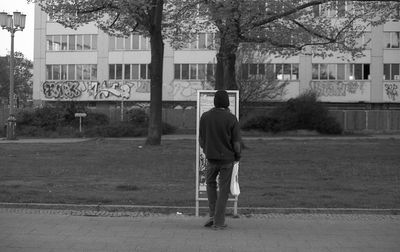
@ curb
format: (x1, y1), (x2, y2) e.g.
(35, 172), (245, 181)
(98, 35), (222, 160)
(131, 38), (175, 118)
(1, 203), (399, 217)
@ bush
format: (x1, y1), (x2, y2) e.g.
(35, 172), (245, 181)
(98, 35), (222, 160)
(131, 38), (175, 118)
(17, 106), (64, 131)
(85, 122), (147, 137)
(126, 108), (148, 126)
(83, 112), (109, 127)
(15, 105), (176, 138)
(242, 91), (343, 135)
(241, 115), (279, 132)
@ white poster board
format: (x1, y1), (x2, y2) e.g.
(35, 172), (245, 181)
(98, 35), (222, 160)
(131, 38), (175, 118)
(195, 90), (239, 216)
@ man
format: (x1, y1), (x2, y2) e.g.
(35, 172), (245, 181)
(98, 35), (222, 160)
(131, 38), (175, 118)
(199, 90), (241, 230)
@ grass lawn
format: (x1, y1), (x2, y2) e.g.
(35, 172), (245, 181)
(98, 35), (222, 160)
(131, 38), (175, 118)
(0, 138), (400, 209)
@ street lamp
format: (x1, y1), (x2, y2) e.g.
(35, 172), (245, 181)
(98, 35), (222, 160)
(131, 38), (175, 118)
(0, 11), (26, 140)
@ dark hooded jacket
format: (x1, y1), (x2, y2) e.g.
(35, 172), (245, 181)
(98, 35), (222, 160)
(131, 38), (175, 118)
(199, 90), (241, 163)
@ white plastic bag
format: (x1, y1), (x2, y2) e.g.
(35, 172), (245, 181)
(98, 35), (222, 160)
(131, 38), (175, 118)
(230, 162), (240, 196)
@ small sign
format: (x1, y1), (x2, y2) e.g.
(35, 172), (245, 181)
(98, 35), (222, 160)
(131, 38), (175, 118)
(75, 113), (87, 117)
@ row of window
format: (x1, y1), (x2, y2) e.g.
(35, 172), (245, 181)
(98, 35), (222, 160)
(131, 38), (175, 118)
(45, 31), (398, 52)
(109, 35), (151, 51)
(109, 64), (151, 80)
(174, 64), (216, 80)
(44, 63), (400, 81)
(181, 33), (217, 50)
(241, 64), (299, 81)
(46, 35), (98, 51)
(312, 63), (370, 80)
(46, 64), (97, 81)
(108, 33), (217, 51)
(312, 1), (400, 19)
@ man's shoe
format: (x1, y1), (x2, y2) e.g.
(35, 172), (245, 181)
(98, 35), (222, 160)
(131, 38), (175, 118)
(204, 218), (214, 227)
(212, 224), (227, 230)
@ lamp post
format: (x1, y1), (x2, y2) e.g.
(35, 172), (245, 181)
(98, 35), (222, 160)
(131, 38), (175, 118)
(0, 11), (26, 140)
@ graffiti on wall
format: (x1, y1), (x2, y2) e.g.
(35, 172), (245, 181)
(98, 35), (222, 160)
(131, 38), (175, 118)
(309, 81), (366, 97)
(43, 81), (82, 99)
(167, 80), (213, 100)
(383, 82), (399, 102)
(42, 80), (150, 100)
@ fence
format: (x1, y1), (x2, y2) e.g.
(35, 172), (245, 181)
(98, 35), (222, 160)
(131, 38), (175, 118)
(329, 110), (400, 132)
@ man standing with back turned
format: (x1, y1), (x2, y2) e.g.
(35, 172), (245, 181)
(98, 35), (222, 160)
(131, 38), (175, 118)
(199, 90), (242, 230)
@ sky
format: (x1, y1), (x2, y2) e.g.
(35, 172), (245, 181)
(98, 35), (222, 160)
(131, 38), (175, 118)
(0, 0), (35, 60)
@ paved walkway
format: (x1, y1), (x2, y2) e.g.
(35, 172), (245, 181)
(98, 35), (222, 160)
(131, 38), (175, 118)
(1, 209), (399, 252)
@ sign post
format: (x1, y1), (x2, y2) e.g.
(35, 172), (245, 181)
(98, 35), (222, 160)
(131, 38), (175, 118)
(74, 112), (87, 133)
(195, 90), (239, 217)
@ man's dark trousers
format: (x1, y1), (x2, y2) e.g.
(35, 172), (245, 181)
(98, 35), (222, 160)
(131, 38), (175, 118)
(206, 161), (234, 227)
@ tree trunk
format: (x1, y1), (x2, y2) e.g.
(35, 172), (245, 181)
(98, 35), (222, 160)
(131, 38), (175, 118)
(215, 53), (224, 90)
(214, 5), (239, 91)
(146, 0), (164, 145)
(224, 53), (237, 90)
(215, 47), (238, 91)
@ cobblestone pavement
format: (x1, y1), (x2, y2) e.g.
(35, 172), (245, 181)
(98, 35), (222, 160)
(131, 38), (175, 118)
(1, 208), (400, 252)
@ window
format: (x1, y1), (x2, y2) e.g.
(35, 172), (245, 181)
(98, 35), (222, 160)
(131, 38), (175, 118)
(356, 32), (372, 48)
(61, 35), (68, 50)
(132, 64), (139, 79)
(83, 35), (91, 50)
(69, 35), (75, 50)
(198, 64), (206, 79)
(76, 35), (83, 50)
(250, 64), (258, 75)
(109, 36), (115, 50)
(181, 64), (189, 79)
(337, 64), (345, 80)
(141, 36), (149, 50)
(82, 65), (91, 80)
(132, 34), (140, 49)
(91, 65), (97, 80)
(46, 36), (53, 51)
(319, 64), (328, 80)
(68, 64), (75, 80)
(312, 63), (370, 80)
(124, 64), (131, 80)
(53, 35), (61, 51)
(46, 65), (52, 80)
(76, 65), (82, 80)
(140, 64), (147, 79)
(190, 64), (197, 80)
(116, 37), (124, 50)
(92, 35), (97, 50)
(124, 37), (131, 50)
(384, 64), (400, 80)
(61, 65), (67, 79)
(199, 33), (206, 49)
(53, 65), (60, 80)
(350, 64), (370, 80)
(385, 32), (400, 48)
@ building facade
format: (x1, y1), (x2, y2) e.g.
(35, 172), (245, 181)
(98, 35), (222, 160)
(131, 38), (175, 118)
(33, 4), (400, 108)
